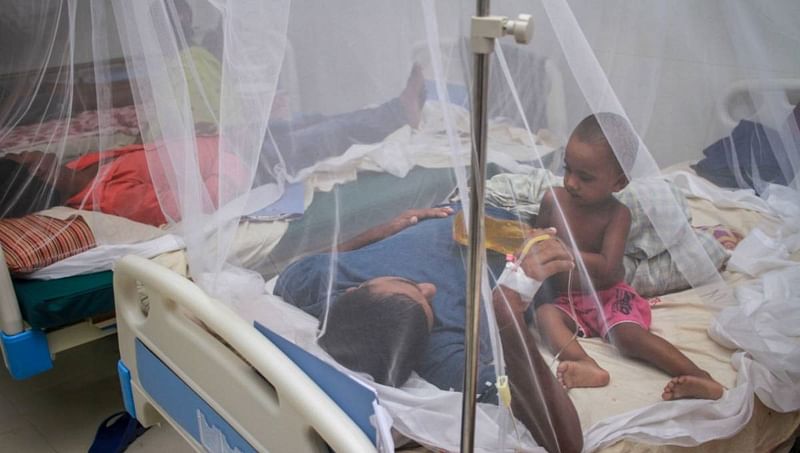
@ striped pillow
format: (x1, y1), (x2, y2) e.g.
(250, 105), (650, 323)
(0, 215), (96, 274)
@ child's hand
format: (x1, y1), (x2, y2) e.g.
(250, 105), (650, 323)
(518, 228), (575, 281)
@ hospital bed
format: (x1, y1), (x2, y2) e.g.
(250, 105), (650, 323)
(0, 168), (451, 381)
(0, 79), (555, 380)
(112, 175), (800, 453)
(0, 251), (117, 380)
(0, 208), (183, 379)
(115, 254), (375, 452)
(0, 59), (143, 379)
(0, 158), (460, 381)
(111, 80), (800, 451)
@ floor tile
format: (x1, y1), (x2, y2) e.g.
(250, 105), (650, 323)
(0, 393), (29, 435)
(0, 426), (57, 453)
(127, 423), (195, 452)
(0, 334), (191, 452)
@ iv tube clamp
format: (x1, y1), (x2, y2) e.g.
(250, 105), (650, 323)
(470, 14), (534, 54)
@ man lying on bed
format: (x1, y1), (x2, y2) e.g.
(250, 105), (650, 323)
(0, 65), (425, 224)
(171, 0), (427, 184)
(274, 206), (583, 453)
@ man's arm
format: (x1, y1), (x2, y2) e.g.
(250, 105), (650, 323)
(268, 65), (423, 175)
(493, 237), (582, 452)
(334, 206), (453, 252)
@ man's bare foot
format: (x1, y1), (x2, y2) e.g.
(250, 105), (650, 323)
(557, 360), (610, 390)
(399, 63), (425, 129)
(662, 375), (724, 401)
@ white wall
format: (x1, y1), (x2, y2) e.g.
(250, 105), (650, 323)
(286, 0), (799, 167)
(0, 1), (125, 76)
(497, 0), (800, 167)
(4, 0), (796, 170)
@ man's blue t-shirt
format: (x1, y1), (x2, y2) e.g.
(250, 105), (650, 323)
(274, 206), (511, 400)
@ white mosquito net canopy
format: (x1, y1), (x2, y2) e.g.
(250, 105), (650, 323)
(1, 0), (798, 451)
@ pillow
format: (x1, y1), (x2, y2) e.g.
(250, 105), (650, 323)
(623, 228), (728, 297)
(0, 215), (96, 274)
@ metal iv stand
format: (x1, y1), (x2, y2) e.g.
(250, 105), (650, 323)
(461, 5), (534, 452)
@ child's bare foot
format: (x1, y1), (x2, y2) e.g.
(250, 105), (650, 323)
(399, 63), (425, 129)
(556, 360), (610, 390)
(662, 375), (724, 401)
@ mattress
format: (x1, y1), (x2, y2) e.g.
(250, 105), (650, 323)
(13, 270), (114, 330)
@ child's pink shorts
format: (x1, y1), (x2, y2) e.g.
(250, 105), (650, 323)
(552, 281), (651, 338)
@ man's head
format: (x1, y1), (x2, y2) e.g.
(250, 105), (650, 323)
(318, 277), (435, 387)
(0, 155), (61, 218)
(563, 112), (639, 205)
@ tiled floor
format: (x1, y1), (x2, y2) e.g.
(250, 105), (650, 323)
(0, 335), (192, 453)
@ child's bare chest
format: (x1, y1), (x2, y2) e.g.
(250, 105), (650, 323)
(551, 202), (611, 253)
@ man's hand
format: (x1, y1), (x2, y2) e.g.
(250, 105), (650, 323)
(517, 228), (574, 281)
(383, 206), (454, 237)
(335, 206), (453, 252)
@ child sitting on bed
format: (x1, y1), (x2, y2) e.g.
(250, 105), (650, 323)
(534, 112), (724, 401)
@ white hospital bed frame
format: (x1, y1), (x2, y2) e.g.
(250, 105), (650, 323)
(718, 78), (800, 129)
(114, 254), (376, 453)
(0, 246), (117, 379)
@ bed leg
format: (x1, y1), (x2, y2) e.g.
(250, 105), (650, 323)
(0, 329), (53, 379)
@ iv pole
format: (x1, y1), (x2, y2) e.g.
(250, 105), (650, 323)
(461, 6), (533, 452)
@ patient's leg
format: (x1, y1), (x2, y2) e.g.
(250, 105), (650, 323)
(398, 63), (425, 128)
(608, 323), (724, 400)
(536, 304), (609, 389)
(259, 65), (426, 179)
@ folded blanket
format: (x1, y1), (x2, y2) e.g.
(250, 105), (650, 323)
(0, 214), (95, 274)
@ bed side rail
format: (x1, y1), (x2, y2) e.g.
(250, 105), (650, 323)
(718, 78), (800, 129)
(114, 255), (376, 453)
(0, 247), (23, 335)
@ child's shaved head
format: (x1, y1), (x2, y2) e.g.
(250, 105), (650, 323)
(572, 112), (639, 175)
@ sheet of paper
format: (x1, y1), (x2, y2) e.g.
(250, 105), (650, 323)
(246, 182), (305, 221)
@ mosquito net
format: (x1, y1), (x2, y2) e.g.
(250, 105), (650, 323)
(1, 0), (798, 451)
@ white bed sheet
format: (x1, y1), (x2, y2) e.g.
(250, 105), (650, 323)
(13, 207), (184, 280)
(18, 200), (291, 281)
(29, 233), (184, 280)
(297, 102), (556, 193)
